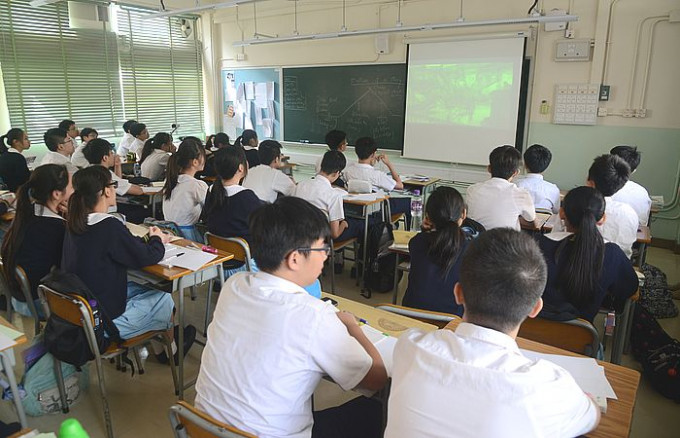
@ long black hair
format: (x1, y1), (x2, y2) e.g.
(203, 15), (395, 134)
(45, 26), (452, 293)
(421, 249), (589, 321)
(67, 166), (112, 235)
(234, 129), (257, 147)
(0, 128), (25, 154)
(1, 164), (69, 288)
(425, 186), (466, 277)
(556, 186), (606, 309)
(163, 137), (205, 200)
(206, 132), (230, 150)
(140, 132), (172, 164)
(204, 146), (247, 216)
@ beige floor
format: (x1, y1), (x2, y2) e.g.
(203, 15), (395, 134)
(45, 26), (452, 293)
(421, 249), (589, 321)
(0, 247), (679, 437)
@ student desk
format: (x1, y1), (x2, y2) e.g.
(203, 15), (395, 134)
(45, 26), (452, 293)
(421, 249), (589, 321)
(387, 244), (410, 305)
(402, 177), (439, 201)
(444, 319), (640, 438)
(1, 211), (15, 222)
(634, 226), (651, 267)
(0, 316), (28, 428)
(138, 239), (233, 400)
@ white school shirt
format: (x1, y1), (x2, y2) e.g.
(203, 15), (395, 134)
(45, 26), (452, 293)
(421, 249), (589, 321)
(599, 197), (638, 259)
(343, 162), (396, 192)
(611, 180), (652, 226)
(109, 169), (132, 196)
(195, 271), (372, 438)
(242, 164), (296, 203)
(117, 133), (134, 157)
(162, 174), (209, 226)
(71, 143), (90, 168)
(466, 177), (536, 231)
(384, 324), (599, 438)
(129, 138), (144, 161)
(514, 173), (561, 214)
(293, 176), (345, 222)
(140, 149), (170, 181)
(39, 151), (78, 173)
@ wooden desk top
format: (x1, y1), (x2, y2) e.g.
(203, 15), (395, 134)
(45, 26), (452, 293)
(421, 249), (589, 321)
(142, 239), (234, 281)
(0, 315), (28, 350)
(343, 195), (388, 206)
(444, 319), (640, 438)
(637, 226), (651, 244)
(1, 211), (15, 222)
(322, 293), (436, 336)
(402, 177), (440, 187)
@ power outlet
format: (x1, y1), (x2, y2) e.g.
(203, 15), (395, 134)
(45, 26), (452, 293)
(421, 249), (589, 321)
(597, 107), (608, 117)
(635, 109), (647, 118)
(622, 109), (635, 118)
(236, 53), (247, 61)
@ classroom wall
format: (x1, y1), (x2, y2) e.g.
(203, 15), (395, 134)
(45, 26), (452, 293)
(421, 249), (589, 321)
(207, 0), (680, 242)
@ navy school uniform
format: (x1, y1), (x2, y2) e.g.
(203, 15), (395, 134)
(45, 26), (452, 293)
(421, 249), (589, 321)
(204, 185), (264, 246)
(0, 150), (31, 192)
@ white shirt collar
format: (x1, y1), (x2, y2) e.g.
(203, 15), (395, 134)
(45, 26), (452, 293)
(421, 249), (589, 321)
(87, 212), (123, 226)
(34, 204), (65, 220)
(252, 271), (309, 296)
(224, 184), (247, 196)
(243, 145), (257, 150)
(455, 322), (520, 352)
(312, 175), (332, 188)
(521, 173), (544, 180)
(7, 147), (22, 155)
(489, 177), (514, 186)
(355, 162), (374, 169)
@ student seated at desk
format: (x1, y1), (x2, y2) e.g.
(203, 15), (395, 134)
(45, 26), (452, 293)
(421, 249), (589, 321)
(294, 150), (363, 241)
(196, 196), (387, 438)
(402, 187), (470, 316)
(162, 138), (208, 242)
(315, 130), (348, 188)
(201, 132), (230, 179)
(514, 144), (560, 214)
(0, 128), (31, 192)
(539, 187), (638, 323)
(234, 129), (259, 168)
(587, 154), (638, 258)
(62, 165), (195, 362)
(116, 119), (137, 158)
(58, 119), (80, 149)
(385, 228), (600, 438)
(466, 145), (535, 231)
(71, 128), (98, 169)
(242, 140), (296, 202)
(39, 128), (78, 173)
(128, 123), (149, 162)
(140, 132), (175, 181)
(1, 164), (72, 316)
(610, 145), (652, 226)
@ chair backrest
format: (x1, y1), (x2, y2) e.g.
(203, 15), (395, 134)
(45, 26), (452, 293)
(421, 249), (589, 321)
(376, 303), (461, 329)
(0, 259), (13, 317)
(205, 233), (251, 268)
(38, 284), (93, 328)
(168, 401), (256, 438)
(518, 317), (600, 357)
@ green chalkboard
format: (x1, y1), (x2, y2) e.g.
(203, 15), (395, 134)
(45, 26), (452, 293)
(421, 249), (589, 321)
(283, 64), (407, 150)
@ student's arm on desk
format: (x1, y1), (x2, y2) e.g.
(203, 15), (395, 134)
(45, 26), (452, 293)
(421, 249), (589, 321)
(126, 184), (145, 196)
(336, 311), (388, 391)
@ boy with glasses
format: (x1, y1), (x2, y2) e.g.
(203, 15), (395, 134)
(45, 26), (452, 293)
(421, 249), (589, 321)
(39, 128), (78, 173)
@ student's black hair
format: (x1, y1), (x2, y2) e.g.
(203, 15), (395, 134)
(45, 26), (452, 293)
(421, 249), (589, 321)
(67, 165), (112, 235)
(257, 140), (283, 165)
(0, 128), (25, 154)
(130, 123), (147, 138)
(325, 130), (347, 150)
(425, 186), (466, 278)
(1, 164), (69, 290)
(249, 196), (331, 272)
(523, 144), (552, 174)
(320, 150), (346, 174)
(122, 120), (137, 133)
(206, 132), (230, 149)
(140, 132), (172, 164)
(587, 154), (630, 197)
(459, 228), (547, 333)
(610, 145), (641, 172)
(163, 137), (206, 200)
(354, 137), (378, 160)
(79, 128), (98, 142)
(44, 128), (68, 152)
(203, 146), (247, 215)
(58, 119), (75, 132)
(234, 129), (258, 147)
(556, 186), (606, 310)
(489, 145), (521, 179)
(83, 138), (113, 165)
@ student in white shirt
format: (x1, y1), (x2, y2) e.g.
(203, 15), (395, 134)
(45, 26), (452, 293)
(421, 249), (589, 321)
(466, 145), (536, 230)
(242, 140), (296, 202)
(195, 196), (387, 438)
(314, 130), (348, 188)
(39, 128), (78, 173)
(128, 122), (149, 161)
(71, 128), (98, 169)
(162, 138), (208, 242)
(139, 132), (175, 181)
(587, 154), (638, 258)
(610, 145), (652, 226)
(58, 119), (80, 149)
(385, 228), (600, 438)
(117, 119), (137, 158)
(514, 144), (560, 213)
(294, 150), (362, 241)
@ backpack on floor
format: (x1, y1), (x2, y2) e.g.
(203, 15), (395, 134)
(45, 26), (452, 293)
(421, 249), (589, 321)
(639, 263), (678, 319)
(362, 221), (400, 295)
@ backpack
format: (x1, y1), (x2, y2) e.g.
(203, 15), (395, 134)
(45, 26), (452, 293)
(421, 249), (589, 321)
(362, 221), (400, 297)
(40, 269), (121, 367)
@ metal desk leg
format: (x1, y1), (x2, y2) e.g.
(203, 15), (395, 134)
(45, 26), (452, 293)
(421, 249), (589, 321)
(1, 351), (27, 428)
(358, 205), (369, 287)
(392, 253), (400, 304)
(176, 277), (186, 400)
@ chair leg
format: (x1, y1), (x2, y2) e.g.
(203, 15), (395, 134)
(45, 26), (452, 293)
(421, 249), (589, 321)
(53, 358), (69, 414)
(94, 356), (115, 438)
(132, 347), (145, 375)
(162, 334), (179, 396)
(190, 285), (197, 301)
(204, 279), (214, 337)
(330, 248), (336, 294)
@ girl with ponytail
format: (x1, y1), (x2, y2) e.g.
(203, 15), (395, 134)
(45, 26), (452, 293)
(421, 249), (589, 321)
(162, 138), (207, 242)
(402, 186), (470, 316)
(538, 186), (638, 322)
(0, 128), (31, 192)
(140, 132), (175, 181)
(233, 129), (259, 168)
(0, 164), (72, 316)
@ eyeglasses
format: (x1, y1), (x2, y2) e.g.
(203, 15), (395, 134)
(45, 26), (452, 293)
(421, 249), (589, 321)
(295, 244), (331, 257)
(107, 181), (119, 189)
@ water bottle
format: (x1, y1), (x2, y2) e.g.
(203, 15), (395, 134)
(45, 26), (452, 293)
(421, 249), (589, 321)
(59, 418), (90, 438)
(410, 189), (423, 230)
(133, 162), (141, 177)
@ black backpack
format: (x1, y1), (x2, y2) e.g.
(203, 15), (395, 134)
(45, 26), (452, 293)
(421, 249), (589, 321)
(41, 269), (121, 367)
(361, 221), (400, 297)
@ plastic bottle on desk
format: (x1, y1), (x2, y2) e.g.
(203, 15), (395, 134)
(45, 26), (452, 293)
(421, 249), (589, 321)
(410, 189), (423, 230)
(59, 418), (90, 438)
(133, 162), (141, 177)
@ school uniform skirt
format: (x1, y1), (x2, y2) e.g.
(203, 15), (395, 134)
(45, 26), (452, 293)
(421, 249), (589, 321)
(113, 281), (174, 339)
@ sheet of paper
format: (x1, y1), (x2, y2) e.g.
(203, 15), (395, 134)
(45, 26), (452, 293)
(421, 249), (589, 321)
(151, 181), (165, 187)
(343, 194), (380, 202)
(142, 186), (163, 194)
(244, 117), (254, 130)
(161, 244), (217, 271)
(262, 118), (273, 137)
(393, 230), (418, 246)
(0, 331), (16, 352)
(255, 108), (263, 126)
(0, 324), (23, 340)
(266, 81), (275, 100)
(521, 350), (617, 399)
(226, 83), (237, 101)
(244, 81), (255, 100)
(266, 100), (275, 119)
(236, 83), (245, 102)
(126, 222), (149, 238)
(255, 82), (268, 108)
(361, 324), (398, 376)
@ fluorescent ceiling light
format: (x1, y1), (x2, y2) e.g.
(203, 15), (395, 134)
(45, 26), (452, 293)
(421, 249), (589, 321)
(233, 14), (579, 46)
(142, 0), (255, 20)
